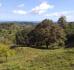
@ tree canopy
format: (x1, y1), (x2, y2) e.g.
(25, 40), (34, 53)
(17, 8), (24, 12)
(27, 19), (66, 48)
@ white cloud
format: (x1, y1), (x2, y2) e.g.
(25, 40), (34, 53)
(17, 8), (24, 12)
(46, 11), (74, 17)
(18, 4), (24, 7)
(13, 2), (54, 15)
(66, 15), (74, 21)
(13, 10), (27, 15)
(31, 2), (54, 15)
(43, 11), (74, 21)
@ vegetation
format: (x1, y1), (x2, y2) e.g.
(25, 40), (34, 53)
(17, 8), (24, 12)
(0, 47), (74, 70)
(0, 22), (35, 44)
(0, 16), (74, 70)
(0, 44), (16, 62)
(27, 19), (66, 48)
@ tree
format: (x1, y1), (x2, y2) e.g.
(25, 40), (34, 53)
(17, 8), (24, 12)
(58, 16), (68, 33)
(15, 30), (29, 46)
(0, 44), (16, 62)
(65, 22), (74, 48)
(28, 19), (66, 49)
(15, 25), (34, 46)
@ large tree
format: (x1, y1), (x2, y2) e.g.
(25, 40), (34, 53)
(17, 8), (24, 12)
(58, 16), (68, 32)
(28, 19), (66, 48)
(15, 24), (34, 45)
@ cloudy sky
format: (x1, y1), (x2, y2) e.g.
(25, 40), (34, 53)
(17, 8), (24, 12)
(0, 0), (74, 21)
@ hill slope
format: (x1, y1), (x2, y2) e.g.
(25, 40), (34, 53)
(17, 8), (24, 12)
(0, 46), (74, 70)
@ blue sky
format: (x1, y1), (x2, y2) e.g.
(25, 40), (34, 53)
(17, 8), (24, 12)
(0, 0), (74, 21)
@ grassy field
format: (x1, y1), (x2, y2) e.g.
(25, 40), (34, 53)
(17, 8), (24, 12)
(0, 45), (74, 70)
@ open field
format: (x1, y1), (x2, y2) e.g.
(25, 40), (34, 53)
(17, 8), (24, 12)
(0, 44), (74, 70)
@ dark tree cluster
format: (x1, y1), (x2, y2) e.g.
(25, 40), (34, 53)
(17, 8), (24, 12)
(27, 19), (66, 48)
(16, 16), (71, 49)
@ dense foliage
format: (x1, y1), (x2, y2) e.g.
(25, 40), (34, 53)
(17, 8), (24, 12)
(27, 19), (66, 48)
(15, 16), (74, 48)
(0, 22), (35, 44)
(0, 16), (74, 48)
(0, 16), (74, 70)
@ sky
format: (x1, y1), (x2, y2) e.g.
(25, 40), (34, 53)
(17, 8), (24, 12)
(0, 0), (74, 21)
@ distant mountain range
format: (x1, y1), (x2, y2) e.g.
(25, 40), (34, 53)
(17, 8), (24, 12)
(0, 21), (39, 25)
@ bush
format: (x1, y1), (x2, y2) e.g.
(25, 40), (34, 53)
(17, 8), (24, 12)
(0, 44), (16, 62)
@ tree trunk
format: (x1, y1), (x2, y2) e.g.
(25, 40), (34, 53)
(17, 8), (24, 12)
(46, 41), (49, 49)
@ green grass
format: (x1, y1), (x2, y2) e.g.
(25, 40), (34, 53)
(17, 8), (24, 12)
(0, 45), (74, 70)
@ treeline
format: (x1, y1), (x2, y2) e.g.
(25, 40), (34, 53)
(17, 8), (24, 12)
(0, 23), (35, 44)
(0, 16), (74, 48)
(15, 16), (74, 48)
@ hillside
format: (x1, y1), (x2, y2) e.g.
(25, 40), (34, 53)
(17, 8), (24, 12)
(0, 20), (74, 70)
(0, 22), (35, 44)
(0, 44), (74, 70)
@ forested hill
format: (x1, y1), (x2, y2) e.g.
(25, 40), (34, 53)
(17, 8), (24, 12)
(0, 21), (38, 25)
(0, 20), (74, 45)
(0, 22), (36, 44)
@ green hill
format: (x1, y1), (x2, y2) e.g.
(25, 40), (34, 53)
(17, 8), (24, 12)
(0, 45), (74, 70)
